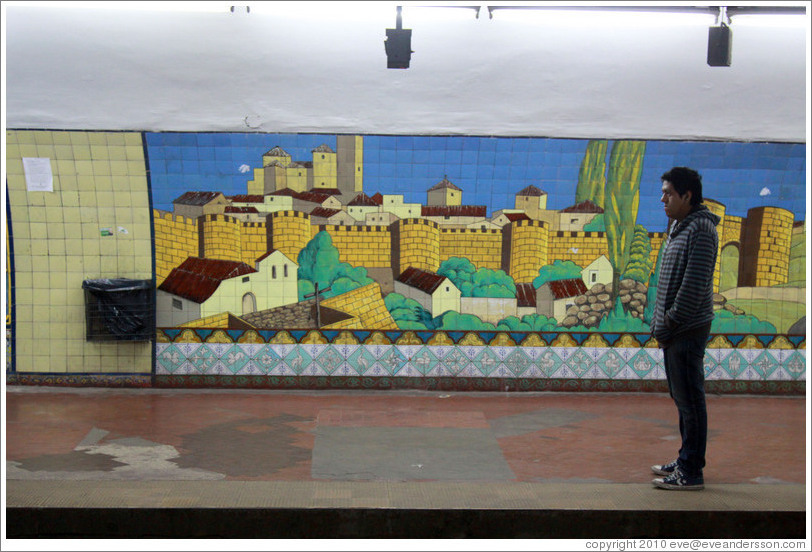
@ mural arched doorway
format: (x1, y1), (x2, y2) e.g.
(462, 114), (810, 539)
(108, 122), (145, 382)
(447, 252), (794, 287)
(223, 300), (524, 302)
(719, 244), (740, 292)
(242, 292), (257, 315)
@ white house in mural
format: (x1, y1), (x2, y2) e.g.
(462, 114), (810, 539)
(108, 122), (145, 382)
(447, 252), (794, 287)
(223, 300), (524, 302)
(365, 211), (399, 226)
(223, 205), (264, 223)
(156, 251), (298, 326)
(558, 200), (604, 232)
(536, 278), (588, 322)
(264, 188), (297, 210)
(394, 266), (461, 318)
(310, 207), (355, 226)
(371, 193), (422, 219)
(581, 255), (613, 289)
(346, 193), (379, 222)
(491, 210), (531, 227)
(293, 190), (343, 212)
(172, 191), (229, 219)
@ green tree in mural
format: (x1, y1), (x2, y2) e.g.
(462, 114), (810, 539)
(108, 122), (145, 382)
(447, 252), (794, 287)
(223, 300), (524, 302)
(711, 310), (776, 334)
(437, 257), (477, 296)
(297, 231), (373, 300)
(471, 268), (516, 298)
(384, 292), (433, 330)
(575, 139), (608, 208)
(433, 311), (496, 331)
(598, 297), (650, 332)
(496, 313), (560, 332)
(604, 140), (646, 299)
(621, 225), (653, 283)
(532, 260), (583, 289)
(437, 257), (516, 298)
(643, 240), (665, 325)
(583, 213), (606, 232)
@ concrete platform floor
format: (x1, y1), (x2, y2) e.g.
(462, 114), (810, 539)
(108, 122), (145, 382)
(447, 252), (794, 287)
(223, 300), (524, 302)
(4, 386), (810, 539)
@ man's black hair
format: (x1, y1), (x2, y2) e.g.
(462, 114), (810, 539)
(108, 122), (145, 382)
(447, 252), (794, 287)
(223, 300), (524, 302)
(661, 167), (703, 205)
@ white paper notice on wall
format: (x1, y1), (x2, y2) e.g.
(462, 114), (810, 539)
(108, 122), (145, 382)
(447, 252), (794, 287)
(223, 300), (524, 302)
(22, 157), (54, 192)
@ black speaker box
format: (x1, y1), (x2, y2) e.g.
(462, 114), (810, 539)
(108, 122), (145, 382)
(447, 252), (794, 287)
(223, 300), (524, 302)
(708, 25), (732, 67)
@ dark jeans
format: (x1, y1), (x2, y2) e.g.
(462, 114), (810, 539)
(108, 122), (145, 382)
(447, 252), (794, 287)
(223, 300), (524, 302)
(663, 326), (710, 478)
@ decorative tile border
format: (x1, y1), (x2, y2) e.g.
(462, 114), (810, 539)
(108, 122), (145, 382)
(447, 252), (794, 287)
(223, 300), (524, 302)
(154, 342), (805, 380)
(156, 328), (806, 350)
(149, 329), (805, 395)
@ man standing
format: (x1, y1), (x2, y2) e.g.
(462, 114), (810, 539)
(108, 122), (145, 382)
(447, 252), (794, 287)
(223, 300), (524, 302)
(650, 167), (720, 491)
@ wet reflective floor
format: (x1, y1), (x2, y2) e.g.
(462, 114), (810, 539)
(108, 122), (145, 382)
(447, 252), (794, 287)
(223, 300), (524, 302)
(4, 386), (808, 539)
(6, 387), (806, 484)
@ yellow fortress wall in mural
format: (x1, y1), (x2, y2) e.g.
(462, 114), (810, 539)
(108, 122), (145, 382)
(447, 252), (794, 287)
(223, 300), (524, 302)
(153, 202), (794, 293)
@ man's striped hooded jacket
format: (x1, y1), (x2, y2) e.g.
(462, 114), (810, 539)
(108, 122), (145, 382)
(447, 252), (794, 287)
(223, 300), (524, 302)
(651, 205), (720, 347)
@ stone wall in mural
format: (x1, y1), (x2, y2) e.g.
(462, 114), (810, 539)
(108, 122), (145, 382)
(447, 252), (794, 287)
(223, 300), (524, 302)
(150, 133), (806, 336)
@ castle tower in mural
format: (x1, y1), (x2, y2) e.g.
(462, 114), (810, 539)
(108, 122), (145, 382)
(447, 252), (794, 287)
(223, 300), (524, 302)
(336, 134), (363, 197)
(427, 176), (462, 206)
(248, 135), (363, 199)
(514, 185), (547, 219)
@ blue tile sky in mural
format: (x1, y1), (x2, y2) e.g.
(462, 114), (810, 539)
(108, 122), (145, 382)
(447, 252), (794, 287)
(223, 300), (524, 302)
(146, 133), (806, 231)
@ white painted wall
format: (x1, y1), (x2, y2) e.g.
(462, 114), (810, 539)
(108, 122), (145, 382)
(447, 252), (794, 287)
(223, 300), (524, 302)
(3, 2), (808, 141)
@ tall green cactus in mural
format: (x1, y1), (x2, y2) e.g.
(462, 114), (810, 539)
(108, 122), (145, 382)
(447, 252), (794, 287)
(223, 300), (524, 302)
(604, 140), (646, 299)
(576, 139), (608, 208)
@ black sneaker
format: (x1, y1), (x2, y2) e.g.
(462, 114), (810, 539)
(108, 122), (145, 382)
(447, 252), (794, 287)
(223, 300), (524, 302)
(652, 469), (704, 491)
(651, 459), (679, 476)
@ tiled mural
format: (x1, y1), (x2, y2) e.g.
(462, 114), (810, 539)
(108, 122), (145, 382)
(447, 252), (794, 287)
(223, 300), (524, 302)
(5, 130), (806, 393)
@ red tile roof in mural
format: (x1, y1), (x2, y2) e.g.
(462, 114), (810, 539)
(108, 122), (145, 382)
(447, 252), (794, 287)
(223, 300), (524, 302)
(173, 191), (224, 205)
(504, 212), (531, 222)
(428, 177), (462, 192)
(228, 194), (264, 203)
(310, 207), (342, 218)
(396, 267), (448, 294)
(422, 205), (487, 217)
(516, 185), (546, 197)
(515, 283), (537, 308)
(547, 278), (587, 300)
(224, 206), (259, 214)
(158, 257), (257, 304)
(296, 191), (332, 204)
(308, 187), (342, 196)
(370, 192), (384, 205)
(312, 144), (335, 153)
(268, 188), (299, 197)
(560, 200), (604, 214)
(348, 193), (378, 207)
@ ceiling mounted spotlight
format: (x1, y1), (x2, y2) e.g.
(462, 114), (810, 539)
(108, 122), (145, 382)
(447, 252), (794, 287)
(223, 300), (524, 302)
(385, 6), (413, 69)
(707, 6), (732, 67)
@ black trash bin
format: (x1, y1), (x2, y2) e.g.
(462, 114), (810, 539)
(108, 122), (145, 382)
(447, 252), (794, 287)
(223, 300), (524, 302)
(82, 278), (154, 341)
